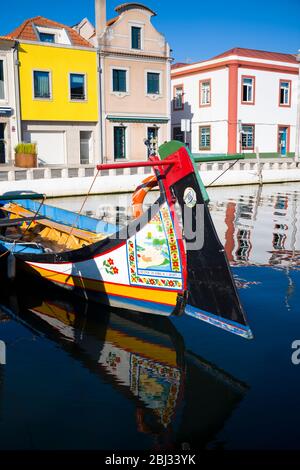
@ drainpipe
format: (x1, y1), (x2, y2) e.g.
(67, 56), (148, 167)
(295, 51), (300, 163)
(13, 41), (22, 145)
(95, 0), (107, 163)
(97, 49), (105, 164)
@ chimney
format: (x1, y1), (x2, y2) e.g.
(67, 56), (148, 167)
(95, 0), (107, 46)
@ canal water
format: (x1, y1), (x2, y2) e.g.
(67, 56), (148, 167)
(0, 183), (299, 450)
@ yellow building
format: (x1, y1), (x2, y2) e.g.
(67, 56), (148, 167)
(6, 17), (100, 165)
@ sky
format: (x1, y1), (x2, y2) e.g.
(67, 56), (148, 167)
(1, 0), (300, 63)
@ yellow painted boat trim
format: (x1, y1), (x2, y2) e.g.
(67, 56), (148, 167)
(28, 264), (179, 306)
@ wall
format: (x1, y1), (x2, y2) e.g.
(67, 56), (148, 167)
(0, 41), (18, 162)
(237, 68), (297, 153)
(19, 43), (98, 122)
(172, 68), (229, 154)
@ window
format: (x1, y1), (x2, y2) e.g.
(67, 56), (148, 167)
(131, 26), (142, 49)
(70, 74), (85, 100)
(80, 131), (93, 164)
(147, 72), (160, 95)
(174, 85), (184, 110)
(39, 32), (55, 43)
(147, 127), (158, 158)
(0, 60), (4, 100)
(199, 80), (211, 106)
(114, 126), (126, 159)
(242, 76), (255, 104)
(173, 127), (184, 142)
(113, 69), (127, 93)
(199, 126), (211, 150)
(241, 125), (255, 150)
(33, 71), (51, 99)
(279, 80), (291, 106)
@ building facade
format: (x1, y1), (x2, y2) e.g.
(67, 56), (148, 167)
(171, 48), (299, 156)
(0, 37), (20, 164)
(77, 1), (172, 162)
(5, 17), (100, 166)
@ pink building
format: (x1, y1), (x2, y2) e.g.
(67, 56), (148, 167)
(75, 2), (172, 162)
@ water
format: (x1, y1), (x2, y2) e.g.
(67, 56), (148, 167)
(0, 183), (300, 450)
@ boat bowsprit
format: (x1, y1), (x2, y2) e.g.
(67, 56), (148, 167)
(0, 141), (253, 339)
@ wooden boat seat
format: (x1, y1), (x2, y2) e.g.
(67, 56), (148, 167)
(0, 216), (44, 227)
(2, 202), (107, 250)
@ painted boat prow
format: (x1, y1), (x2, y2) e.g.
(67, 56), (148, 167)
(159, 141), (253, 339)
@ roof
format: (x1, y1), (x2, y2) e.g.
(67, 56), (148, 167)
(173, 47), (298, 70)
(107, 16), (120, 27)
(0, 36), (15, 42)
(172, 62), (188, 69)
(211, 47), (298, 64)
(6, 16), (93, 48)
(115, 3), (156, 16)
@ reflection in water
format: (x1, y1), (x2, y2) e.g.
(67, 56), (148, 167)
(0, 281), (248, 449)
(209, 184), (300, 268)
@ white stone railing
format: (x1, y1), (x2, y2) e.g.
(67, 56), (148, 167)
(0, 159), (298, 183)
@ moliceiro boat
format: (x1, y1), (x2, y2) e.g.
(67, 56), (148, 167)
(0, 141), (253, 339)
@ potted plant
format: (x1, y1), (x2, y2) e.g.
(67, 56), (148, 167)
(14, 142), (38, 168)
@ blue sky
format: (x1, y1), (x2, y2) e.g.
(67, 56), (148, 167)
(1, 0), (300, 62)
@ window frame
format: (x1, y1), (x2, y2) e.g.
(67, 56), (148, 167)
(69, 72), (87, 102)
(279, 79), (292, 107)
(199, 125), (211, 151)
(0, 58), (7, 102)
(32, 69), (52, 101)
(39, 32), (55, 43)
(111, 67), (129, 95)
(241, 75), (255, 105)
(199, 79), (211, 107)
(145, 70), (162, 96)
(130, 24), (143, 51)
(173, 84), (184, 111)
(113, 125), (127, 161)
(241, 124), (255, 151)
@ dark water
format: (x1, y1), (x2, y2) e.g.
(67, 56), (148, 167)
(0, 183), (300, 450)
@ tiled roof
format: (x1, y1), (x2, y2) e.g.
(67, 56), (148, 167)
(107, 16), (120, 27)
(0, 35), (15, 42)
(171, 62), (188, 69)
(115, 3), (156, 16)
(6, 16), (93, 48)
(211, 47), (297, 64)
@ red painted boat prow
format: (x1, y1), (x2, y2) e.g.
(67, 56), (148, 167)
(0, 141), (253, 340)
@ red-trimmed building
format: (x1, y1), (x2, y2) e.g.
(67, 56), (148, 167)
(171, 47), (299, 157)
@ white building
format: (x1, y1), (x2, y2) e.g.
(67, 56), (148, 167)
(0, 36), (20, 164)
(171, 48), (299, 157)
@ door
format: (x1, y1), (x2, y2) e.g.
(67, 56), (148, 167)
(278, 127), (288, 156)
(147, 127), (158, 158)
(28, 131), (65, 165)
(80, 131), (93, 164)
(0, 123), (5, 164)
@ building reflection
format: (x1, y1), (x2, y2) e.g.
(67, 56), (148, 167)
(0, 282), (248, 450)
(210, 186), (300, 268)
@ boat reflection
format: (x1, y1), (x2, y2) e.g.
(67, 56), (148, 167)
(1, 283), (248, 449)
